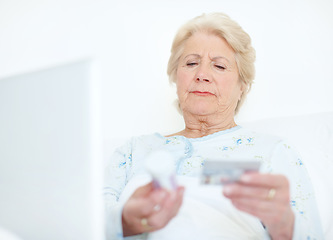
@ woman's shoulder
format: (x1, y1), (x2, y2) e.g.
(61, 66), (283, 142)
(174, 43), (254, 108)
(230, 126), (291, 149)
(237, 126), (284, 141)
(208, 126), (285, 144)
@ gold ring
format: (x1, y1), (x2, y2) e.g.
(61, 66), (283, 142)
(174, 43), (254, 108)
(267, 188), (276, 200)
(141, 218), (151, 230)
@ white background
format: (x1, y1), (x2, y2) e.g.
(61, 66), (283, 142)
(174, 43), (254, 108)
(1, 0), (333, 142)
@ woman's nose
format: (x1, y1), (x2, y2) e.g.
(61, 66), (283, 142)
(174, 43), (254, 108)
(195, 64), (212, 83)
(196, 76), (210, 82)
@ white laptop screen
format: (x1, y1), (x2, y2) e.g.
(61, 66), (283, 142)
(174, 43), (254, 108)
(0, 60), (104, 240)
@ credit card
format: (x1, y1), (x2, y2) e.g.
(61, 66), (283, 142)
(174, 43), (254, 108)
(201, 160), (261, 185)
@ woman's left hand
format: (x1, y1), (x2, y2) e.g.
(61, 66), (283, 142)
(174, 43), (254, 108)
(223, 173), (295, 240)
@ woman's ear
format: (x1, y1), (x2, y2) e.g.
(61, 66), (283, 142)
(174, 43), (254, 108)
(238, 81), (246, 101)
(174, 99), (183, 115)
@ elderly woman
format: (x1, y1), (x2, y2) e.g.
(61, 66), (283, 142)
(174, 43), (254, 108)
(104, 13), (323, 240)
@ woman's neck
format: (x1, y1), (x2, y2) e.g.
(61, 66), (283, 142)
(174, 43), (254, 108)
(169, 111), (237, 138)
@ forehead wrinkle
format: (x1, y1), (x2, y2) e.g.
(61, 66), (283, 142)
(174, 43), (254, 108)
(210, 54), (232, 64)
(182, 53), (233, 63)
(183, 53), (201, 60)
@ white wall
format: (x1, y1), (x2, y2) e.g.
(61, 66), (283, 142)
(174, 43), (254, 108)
(1, 0), (333, 142)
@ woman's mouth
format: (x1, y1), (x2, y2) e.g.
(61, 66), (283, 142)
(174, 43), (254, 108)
(190, 91), (214, 96)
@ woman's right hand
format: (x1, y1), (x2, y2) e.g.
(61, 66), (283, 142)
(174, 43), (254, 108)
(122, 182), (184, 237)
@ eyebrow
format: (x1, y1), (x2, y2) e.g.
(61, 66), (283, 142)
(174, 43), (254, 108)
(183, 54), (231, 64)
(211, 56), (231, 64)
(183, 54), (200, 59)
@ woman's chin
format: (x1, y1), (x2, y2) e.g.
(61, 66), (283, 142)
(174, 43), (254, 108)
(184, 106), (217, 117)
(180, 100), (220, 116)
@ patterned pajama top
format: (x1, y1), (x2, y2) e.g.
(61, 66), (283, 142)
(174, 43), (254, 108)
(104, 126), (324, 240)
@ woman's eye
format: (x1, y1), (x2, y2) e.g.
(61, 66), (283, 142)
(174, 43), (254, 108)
(215, 64), (226, 70)
(186, 62), (198, 67)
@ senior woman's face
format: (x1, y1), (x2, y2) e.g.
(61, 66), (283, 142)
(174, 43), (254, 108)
(176, 32), (243, 117)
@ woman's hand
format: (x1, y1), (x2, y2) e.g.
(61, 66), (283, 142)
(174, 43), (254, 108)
(122, 182), (184, 237)
(223, 173), (294, 240)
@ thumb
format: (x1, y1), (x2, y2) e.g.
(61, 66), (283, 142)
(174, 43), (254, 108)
(131, 181), (154, 198)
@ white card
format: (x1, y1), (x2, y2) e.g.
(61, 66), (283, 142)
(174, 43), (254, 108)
(201, 160), (261, 185)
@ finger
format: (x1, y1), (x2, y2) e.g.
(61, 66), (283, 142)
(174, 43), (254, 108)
(129, 181), (169, 215)
(136, 186), (183, 219)
(139, 189), (169, 217)
(131, 182), (154, 198)
(231, 197), (293, 227)
(239, 173), (289, 189)
(123, 188), (167, 218)
(232, 197), (274, 213)
(223, 183), (277, 200)
(152, 187), (184, 220)
(224, 183), (290, 202)
(148, 187), (184, 230)
(231, 197), (283, 223)
(224, 184), (290, 211)
(149, 188), (184, 229)
(122, 183), (172, 236)
(232, 199), (275, 225)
